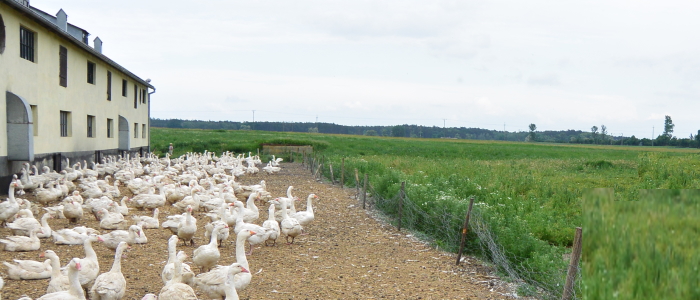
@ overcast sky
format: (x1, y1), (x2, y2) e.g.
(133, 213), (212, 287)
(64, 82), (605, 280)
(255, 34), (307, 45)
(35, 0), (700, 138)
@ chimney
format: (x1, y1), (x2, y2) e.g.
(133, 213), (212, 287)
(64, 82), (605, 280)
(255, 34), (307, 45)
(56, 9), (67, 31)
(14, 0), (29, 7)
(94, 37), (103, 53)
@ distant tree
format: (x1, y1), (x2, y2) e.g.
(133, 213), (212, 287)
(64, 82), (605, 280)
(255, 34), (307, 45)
(528, 123), (537, 142)
(392, 125), (405, 137)
(167, 119), (183, 128)
(308, 127), (318, 133)
(591, 126), (599, 144)
(696, 130), (700, 148)
(600, 125), (608, 144)
(625, 135), (639, 146)
(364, 129), (378, 136)
(380, 128), (391, 136)
(663, 115), (674, 138)
(454, 133), (461, 139)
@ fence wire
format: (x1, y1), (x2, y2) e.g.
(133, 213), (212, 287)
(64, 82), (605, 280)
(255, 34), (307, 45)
(312, 157), (582, 300)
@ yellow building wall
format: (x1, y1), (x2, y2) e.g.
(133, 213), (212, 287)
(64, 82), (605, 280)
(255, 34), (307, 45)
(0, 3), (150, 158)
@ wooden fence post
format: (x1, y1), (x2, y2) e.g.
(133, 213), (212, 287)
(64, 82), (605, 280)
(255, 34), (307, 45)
(363, 174), (368, 209)
(329, 164), (335, 184)
(355, 169), (360, 200)
(561, 227), (583, 300)
(398, 182), (405, 231)
(341, 157), (345, 187)
(456, 196), (475, 265)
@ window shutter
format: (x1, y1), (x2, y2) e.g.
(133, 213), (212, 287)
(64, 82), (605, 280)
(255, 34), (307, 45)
(59, 46), (67, 87)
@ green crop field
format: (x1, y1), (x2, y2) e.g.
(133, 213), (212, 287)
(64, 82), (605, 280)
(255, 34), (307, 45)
(583, 189), (700, 300)
(151, 127), (700, 299)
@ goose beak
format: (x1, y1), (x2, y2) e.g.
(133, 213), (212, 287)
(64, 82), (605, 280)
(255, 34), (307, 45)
(241, 266), (250, 273)
(75, 262), (82, 271)
(39, 252), (45, 258)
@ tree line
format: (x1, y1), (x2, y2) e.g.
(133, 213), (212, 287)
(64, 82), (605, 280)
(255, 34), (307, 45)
(151, 116), (699, 148)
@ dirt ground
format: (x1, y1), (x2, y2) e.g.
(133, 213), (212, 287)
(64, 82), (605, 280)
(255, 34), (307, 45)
(1, 163), (522, 299)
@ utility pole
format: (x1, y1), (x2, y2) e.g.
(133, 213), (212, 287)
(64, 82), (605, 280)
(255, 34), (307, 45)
(443, 119), (447, 138)
(621, 133), (623, 146)
(252, 110), (255, 130)
(504, 123), (506, 140)
(652, 127), (654, 147)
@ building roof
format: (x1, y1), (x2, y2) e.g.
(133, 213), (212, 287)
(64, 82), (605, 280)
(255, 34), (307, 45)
(1, 0), (155, 90)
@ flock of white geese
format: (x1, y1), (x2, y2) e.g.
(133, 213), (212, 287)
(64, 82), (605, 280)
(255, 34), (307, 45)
(0, 152), (319, 300)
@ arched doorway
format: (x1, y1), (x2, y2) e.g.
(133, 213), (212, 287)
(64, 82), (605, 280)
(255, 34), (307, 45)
(118, 115), (130, 151)
(6, 92), (34, 161)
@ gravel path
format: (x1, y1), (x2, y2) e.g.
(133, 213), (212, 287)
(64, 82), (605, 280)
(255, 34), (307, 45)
(1, 162), (518, 299)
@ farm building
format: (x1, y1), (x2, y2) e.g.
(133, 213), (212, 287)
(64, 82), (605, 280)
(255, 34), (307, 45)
(0, 0), (154, 193)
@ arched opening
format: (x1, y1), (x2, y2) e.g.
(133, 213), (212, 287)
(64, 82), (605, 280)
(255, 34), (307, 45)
(118, 115), (130, 151)
(0, 14), (6, 54)
(6, 92), (34, 161)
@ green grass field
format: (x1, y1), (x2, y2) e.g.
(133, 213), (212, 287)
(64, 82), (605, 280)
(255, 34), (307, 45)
(151, 127), (700, 299)
(583, 189), (700, 300)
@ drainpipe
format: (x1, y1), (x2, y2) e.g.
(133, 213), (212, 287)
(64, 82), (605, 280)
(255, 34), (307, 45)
(147, 84), (156, 153)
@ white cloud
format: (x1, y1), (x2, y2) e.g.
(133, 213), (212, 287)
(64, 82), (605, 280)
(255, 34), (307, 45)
(30, 0), (700, 138)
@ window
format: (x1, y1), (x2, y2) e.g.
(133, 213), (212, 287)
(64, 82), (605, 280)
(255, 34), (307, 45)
(142, 89), (147, 104)
(107, 71), (112, 100)
(134, 123), (139, 138)
(139, 88), (143, 103)
(20, 26), (35, 62)
(0, 14), (6, 54)
(122, 79), (127, 97)
(142, 124), (146, 139)
(60, 111), (71, 137)
(30, 105), (38, 136)
(107, 118), (113, 138)
(87, 115), (95, 137)
(59, 46), (67, 87)
(133, 84), (138, 108)
(87, 61), (95, 84)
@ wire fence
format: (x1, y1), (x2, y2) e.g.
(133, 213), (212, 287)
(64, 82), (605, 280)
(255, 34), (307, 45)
(302, 154), (582, 300)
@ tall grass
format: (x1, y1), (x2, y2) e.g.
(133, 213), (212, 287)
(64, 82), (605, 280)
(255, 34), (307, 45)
(151, 127), (700, 298)
(582, 189), (700, 300)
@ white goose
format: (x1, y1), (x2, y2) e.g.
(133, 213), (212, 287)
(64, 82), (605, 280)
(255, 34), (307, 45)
(194, 230), (254, 298)
(159, 252), (198, 300)
(97, 208), (127, 230)
(89, 241), (128, 300)
(131, 208), (160, 229)
(64, 235), (100, 291)
(52, 227), (100, 245)
(0, 180), (22, 226)
(62, 200), (84, 224)
(3, 256), (52, 280)
(0, 228), (41, 251)
(98, 225), (145, 250)
(44, 250), (70, 293)
(262, 204), (280, 246)
(291, 194), (319, 234)
(279, 197), (303, 244)
(6, 212), (46, 236)
(177, 206), (197, 246)
(161, 236), (194, 286)
(224, 263), (249, 300)
(37, 258), (85, 300)
(204, 220), (230, 247)
(193, 223), (226, 273)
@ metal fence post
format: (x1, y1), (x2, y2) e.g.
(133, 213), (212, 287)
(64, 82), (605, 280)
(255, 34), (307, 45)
(456, 196), (475, 265)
